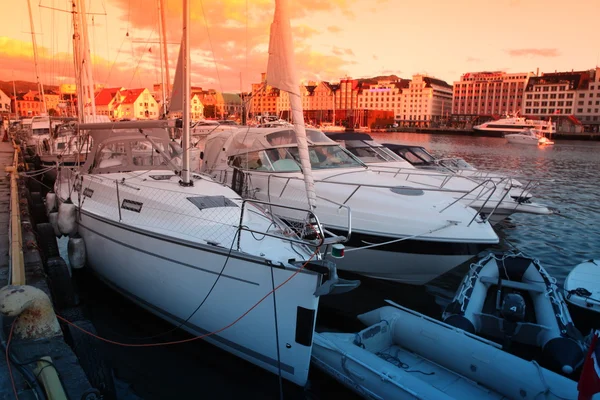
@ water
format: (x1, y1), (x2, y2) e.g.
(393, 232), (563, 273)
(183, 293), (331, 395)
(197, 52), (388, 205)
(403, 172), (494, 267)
(61, 133), (600, 399)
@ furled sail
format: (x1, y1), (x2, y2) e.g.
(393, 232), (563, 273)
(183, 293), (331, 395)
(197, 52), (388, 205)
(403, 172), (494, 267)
(266, 0), (316, 209)
(168, 39), (184, 114)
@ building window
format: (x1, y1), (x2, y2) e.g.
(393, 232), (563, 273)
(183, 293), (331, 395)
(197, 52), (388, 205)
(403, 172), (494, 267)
(577, 108), (583, 113)
(533, 109), (539, 113)
(525, 108), (531, 114)
(579, 93), (585, 98)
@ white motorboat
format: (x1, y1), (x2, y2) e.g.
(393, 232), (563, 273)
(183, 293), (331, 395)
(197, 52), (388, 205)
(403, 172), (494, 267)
(474, 114), (556, 137)
(564, 259), (600, 333)
(326, 132), (553, 225)
(53, 0), (359, 387)
(190, 120), (240, 137)
(313, 302), (583, 400)
(201, 127), (500, 285)
(443, 253), (585, 375)
(505, 128), (554, 146)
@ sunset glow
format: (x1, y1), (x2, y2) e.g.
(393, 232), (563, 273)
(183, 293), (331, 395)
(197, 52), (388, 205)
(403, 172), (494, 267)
(1, 0), (599, 91)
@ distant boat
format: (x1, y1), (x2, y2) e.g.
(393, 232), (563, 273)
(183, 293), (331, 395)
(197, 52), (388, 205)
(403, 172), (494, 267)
(474, 114), (556, 137)
(505, 128), (554, 146)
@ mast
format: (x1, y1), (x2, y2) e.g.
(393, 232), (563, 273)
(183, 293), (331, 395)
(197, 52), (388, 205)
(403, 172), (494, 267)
(158, 0), (168, 117)
(159, 0), (170, 106)
(71, 0), (85, 120)
(266, 0), (316, 209)
(26, 0), (47, 114)
(78, 0), (97, 117)
(180, 0), (191, 185)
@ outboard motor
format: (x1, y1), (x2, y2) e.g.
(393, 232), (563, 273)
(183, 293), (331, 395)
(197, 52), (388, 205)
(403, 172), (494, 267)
(500, 293), (526, 350)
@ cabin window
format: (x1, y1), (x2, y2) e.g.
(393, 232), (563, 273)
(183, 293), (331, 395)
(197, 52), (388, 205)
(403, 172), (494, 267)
(131, 140), (167, 167)
(95, 141), (129, 170)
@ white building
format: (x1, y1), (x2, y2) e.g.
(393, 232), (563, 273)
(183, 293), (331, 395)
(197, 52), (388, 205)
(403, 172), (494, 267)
(0, 89), (12, 116)
(573, 67), (600, 130)
(452, 71), (532, 117)
(358, 80), (404, 119)
(398, 75), (453, 127)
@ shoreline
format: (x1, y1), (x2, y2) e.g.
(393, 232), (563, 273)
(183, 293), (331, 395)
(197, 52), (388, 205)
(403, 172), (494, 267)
(368, 127), (600, 141)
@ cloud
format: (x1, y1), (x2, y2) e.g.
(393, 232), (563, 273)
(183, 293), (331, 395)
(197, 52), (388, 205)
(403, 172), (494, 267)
(331, 46), (354, 56)
(466, 56), (481, 63)
(94, 0), (357, 90)
(506, 48), (560, 57)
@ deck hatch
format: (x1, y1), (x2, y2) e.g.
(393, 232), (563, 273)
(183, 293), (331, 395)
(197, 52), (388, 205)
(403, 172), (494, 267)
(149, 175), (174, 181)
(121, 199), (143, 213)
(83, 188), (94, 198)
(187, 196), (238, 211)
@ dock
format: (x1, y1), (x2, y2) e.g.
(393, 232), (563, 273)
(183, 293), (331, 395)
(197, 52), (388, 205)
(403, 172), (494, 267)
(0, 138), (99, 400)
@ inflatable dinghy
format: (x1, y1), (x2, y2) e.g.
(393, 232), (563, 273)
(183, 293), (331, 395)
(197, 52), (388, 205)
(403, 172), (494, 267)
(312, 301), (584, 400)
(564, 259), (600, 332)
(443, 252), (585, 374)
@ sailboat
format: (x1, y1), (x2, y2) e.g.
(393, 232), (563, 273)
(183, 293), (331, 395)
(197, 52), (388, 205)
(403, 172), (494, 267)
(35, 0), (110, 182)
(54, 0), (356, 386)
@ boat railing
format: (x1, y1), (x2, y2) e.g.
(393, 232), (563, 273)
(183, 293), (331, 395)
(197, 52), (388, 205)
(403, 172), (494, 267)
(257, 172), (498, 225)
(62, 168), (333, 252)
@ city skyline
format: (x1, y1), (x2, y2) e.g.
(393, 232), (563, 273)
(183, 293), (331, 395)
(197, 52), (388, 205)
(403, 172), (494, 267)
(1, 0), (599, 92)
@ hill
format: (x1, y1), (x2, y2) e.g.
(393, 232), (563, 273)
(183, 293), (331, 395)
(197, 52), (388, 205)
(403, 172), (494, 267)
(0, 80), (59, 95)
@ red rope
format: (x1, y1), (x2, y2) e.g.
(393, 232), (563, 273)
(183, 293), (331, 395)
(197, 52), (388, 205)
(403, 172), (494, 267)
(6, 320), (19, 400)
(57, 248), (319, 347)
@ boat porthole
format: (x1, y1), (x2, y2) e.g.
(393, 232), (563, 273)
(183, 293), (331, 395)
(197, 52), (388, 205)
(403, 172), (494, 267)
(286, 343), (291, 349)
(470, 364), (476, 372)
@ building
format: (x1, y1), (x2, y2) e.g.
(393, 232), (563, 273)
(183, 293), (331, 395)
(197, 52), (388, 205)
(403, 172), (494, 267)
(216, 93), (242, 120)
(12, 90), (43, 117)
(249, 73), (279, 117)
(358, 80), (407, 123)
(575, 67), (600, 131)
(334, 77), (359, 126)
(0, 89), (12, 117)
(95, 87), (125, 119)
(43, 92), (62, 116)
(452, 71), (533, 122)
(522, 70), (592, 132)
(116, 88), (159, 120)
(190, 94), (204, 120)
(398, 75), (453, 127)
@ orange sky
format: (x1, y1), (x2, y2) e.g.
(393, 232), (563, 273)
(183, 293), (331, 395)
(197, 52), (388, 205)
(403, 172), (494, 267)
(1, 0), (599, 92)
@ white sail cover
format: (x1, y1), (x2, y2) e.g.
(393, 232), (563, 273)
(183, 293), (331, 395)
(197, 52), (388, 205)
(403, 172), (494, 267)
(266, 0), (316, 209)
(168, 39), (184, 114)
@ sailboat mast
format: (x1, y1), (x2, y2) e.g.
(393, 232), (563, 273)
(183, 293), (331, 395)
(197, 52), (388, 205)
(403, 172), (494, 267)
(78, 0), (97, 117)
(158, 0), (168, 116)
(159, 0), (171, 105)
(26, 0), (47, 114)
(180, 0), (191, 185)
(71, 0), (85, 120)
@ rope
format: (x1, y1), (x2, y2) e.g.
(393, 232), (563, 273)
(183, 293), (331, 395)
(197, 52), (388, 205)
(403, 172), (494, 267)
(344, 221), (456, 253)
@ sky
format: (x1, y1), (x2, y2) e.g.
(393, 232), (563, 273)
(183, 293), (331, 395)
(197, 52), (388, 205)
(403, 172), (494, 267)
(1, 0), (599, 93)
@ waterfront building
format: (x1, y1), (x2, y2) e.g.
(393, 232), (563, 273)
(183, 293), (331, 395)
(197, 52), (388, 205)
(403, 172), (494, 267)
(452, 71), (532, 124)
(334, 77), (360, 126)
(216, 92), (241, 120)
(0, 89), (11, 117)
(358, 80), (406, 122)
(95, 87), (125, 119)
(522, 70), (593, 132)
(249, 73), (279, 118)
(398, 74), (452, 127)
(12, 90), (43, 117)
(572, 67), (600, 132)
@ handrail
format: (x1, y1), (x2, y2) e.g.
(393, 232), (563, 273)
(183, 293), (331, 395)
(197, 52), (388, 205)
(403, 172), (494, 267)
(239, 199), (329, 248)
(6, 139), (25, 285)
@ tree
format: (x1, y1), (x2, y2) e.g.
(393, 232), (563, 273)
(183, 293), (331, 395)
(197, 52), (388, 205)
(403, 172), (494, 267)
(48, 108), (58, 116)
(204, 105), (216, 119)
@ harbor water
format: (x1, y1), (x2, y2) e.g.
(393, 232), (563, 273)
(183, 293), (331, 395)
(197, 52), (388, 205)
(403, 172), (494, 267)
(62, 133), (600, 399)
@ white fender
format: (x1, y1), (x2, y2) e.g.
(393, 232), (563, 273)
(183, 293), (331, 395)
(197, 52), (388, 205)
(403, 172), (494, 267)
(67, 234), (86, 269)
(48, 212), (62, 238)
(57, 200), (77, 236)
(45, 192), (57, 215)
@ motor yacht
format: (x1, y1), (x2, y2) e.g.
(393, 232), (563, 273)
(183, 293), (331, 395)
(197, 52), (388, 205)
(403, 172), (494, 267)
(473, 114), (556, 137)
(201, 127), (500, 285)
(505, 128), (554, 146)
(326, 132), (552, 225)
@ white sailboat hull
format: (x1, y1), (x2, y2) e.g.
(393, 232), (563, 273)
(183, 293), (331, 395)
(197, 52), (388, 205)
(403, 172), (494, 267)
(76, 210), (321, 386)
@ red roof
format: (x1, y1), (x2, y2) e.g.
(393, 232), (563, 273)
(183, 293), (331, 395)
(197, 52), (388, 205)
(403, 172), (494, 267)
(119, 88), (146, 105)
(95, 87), (122, 106)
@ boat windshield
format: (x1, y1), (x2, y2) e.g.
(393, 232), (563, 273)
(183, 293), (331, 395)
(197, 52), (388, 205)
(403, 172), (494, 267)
(93, 138), (180, 172)
(395, 147), (435, 165)
(230, 144), (364, 172)
(265, 129), (332, 146)
(32, 128), (51, 136)
(338, 140), (402, 163)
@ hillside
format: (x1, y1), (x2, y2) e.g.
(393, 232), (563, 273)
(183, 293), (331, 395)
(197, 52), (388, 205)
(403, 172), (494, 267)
(0, 80), (59, 95)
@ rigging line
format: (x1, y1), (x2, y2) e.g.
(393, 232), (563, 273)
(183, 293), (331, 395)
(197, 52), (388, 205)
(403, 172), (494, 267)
(105, 32), (129, 85)
(199, 0), (224, 94)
